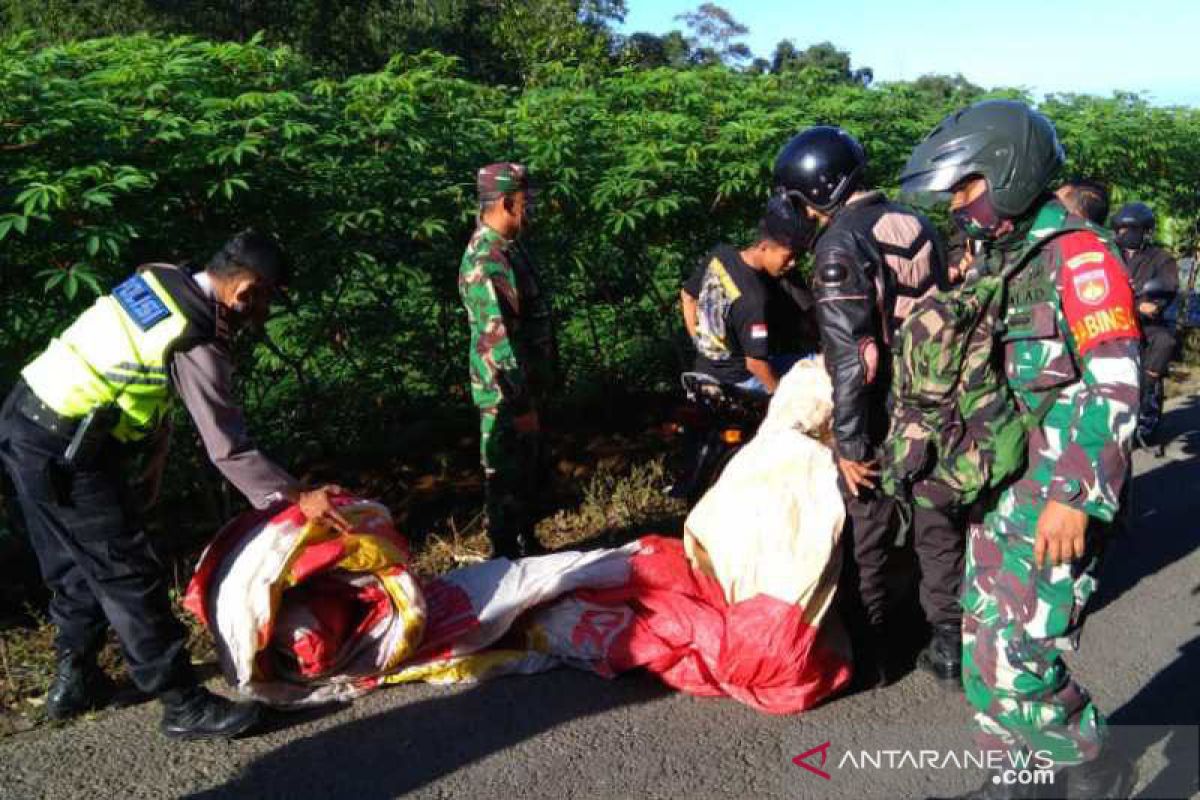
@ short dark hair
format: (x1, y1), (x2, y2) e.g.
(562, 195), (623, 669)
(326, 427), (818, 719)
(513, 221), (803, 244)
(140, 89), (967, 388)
(1061, 177), (1110, 226)
(206, 229), (289, 286)
(757, 217), (792, 248)
(756, 194), (812, 251)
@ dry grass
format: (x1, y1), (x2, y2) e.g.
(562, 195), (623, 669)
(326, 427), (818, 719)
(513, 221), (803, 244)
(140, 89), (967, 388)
(0, 452), (685, 735)
(537, 457), (685, 550)
(409, 456), (686, 574)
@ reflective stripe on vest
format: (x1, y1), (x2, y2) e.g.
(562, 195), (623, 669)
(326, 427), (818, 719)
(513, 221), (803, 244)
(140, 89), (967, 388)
(21, 271), (188, 442)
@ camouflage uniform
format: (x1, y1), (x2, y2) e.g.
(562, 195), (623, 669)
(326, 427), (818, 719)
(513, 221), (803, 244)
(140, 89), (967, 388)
(962, 198), (1140, 764)
(458, 163), (556, 556)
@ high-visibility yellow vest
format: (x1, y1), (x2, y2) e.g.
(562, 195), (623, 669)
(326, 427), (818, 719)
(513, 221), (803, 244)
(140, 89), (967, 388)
(21, 268), (206, 442)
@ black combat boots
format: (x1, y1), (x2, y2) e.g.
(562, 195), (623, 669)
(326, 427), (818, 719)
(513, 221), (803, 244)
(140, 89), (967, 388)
(159, 686), (262, 740)
(917, 622), (963, 687)
(1054, 740), (1138, 799)
(848, 622), (895, 691)
(45, 651), (117, 720)
(929, 741), (1138, 800)
(928, 770), (1047, 799)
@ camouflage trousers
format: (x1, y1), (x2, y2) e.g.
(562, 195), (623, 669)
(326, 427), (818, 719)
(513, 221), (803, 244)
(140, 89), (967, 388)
(962, 482), (1108, 766)
(479, 407), (541, 551)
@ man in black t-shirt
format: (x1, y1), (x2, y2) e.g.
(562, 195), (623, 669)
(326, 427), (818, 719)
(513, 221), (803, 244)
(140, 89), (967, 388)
(679, 199), (812, 393)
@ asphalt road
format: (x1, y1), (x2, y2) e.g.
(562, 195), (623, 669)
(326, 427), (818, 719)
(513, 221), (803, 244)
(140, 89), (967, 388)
(2, 398), (1198, 800)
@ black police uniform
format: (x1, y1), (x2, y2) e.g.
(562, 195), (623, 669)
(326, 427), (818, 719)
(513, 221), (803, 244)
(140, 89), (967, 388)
(0, 266), (297, 697)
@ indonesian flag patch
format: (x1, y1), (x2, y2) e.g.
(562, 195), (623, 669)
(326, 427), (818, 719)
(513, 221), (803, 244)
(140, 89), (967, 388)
(750, 323), (768, 340)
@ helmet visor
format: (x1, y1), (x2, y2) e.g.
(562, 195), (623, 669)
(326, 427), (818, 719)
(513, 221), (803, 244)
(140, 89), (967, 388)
(898, 165), (973, 208)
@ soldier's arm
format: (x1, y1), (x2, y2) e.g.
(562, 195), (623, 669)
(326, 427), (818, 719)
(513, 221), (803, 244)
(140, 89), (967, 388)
(1052, 233), (1141, 522)
(465, 252), (532, 414)
(812, 241), (878, 462)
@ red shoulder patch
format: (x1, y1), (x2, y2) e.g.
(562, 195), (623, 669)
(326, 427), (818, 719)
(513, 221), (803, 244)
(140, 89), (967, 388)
(1057, 231), (1139, 356)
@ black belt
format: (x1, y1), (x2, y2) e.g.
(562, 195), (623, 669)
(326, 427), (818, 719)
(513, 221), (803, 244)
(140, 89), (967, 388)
(13, 382), (79, 439)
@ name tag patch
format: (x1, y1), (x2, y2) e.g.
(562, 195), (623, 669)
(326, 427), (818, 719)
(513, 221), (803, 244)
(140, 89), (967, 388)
(113, 275), (170, 331)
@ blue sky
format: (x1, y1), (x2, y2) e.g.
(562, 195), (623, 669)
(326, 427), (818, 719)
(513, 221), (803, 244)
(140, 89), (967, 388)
(620, 0), (1200, 106)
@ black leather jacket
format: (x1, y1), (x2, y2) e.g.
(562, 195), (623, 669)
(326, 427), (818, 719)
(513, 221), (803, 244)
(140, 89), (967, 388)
(811, 192), (945, 461)
(1123, 244), (1178, 324)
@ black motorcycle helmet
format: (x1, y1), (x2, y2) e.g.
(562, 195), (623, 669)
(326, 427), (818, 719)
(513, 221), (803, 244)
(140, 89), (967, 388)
(898, 100), (1063, 218)
(772, 126), (867, 213)
(1111, 202), (1156, 232)
(1111, 203), (1156, 251)
(1138, 276), (1175, 303)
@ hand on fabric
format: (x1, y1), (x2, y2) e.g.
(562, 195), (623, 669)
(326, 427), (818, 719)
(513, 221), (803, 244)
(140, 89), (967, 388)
(1034, 499), (1088, 567)
(293, 484), (353, 533)
(514, 410), (540, 434)
(837, 457), (879, 497)
(1137, 301), (1158, 317)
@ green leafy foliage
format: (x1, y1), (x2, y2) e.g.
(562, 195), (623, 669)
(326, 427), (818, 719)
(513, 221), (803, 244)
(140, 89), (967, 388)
(0, 33), (1196, 493)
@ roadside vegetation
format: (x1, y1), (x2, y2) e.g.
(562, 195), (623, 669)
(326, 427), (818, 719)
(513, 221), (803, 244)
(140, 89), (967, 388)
(1, 1), (1197, 735)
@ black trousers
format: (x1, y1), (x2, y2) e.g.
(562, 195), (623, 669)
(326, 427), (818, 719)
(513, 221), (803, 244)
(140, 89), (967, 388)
(0, 386), (193, 694)
(1142, 323), (1175, 377)
(838, 484), (895, 629)
(911, 504), (965, 629)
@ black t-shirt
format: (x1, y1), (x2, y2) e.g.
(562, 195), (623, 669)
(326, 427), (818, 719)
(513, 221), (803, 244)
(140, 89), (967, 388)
(682, 245), (770, 383)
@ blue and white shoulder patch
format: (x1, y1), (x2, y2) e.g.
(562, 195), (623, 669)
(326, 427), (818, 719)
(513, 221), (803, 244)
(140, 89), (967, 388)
(113, 275), (171, 331)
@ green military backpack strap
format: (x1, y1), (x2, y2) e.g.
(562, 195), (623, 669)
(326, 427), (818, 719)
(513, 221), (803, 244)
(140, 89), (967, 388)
(882, 219), (1092, 521)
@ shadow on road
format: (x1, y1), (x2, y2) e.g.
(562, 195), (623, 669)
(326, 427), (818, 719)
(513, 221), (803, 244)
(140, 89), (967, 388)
(1072, 397), (1200, 798)
(184, 670), (670, 800)
(1089, 396), (1200, 616)
(1111, 615), (1200, 800)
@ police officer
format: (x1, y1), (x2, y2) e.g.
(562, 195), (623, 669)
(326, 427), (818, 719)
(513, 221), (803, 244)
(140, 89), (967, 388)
(773, 127), (946, 687)
(902, 100), (1139, 799)
(459, 163), (557, 560)
(0, 231), (348, 739)
(1111, 202), (1179, 444)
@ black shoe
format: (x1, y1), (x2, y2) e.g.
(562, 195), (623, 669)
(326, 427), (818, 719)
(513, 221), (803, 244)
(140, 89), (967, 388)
(928, 770), (1047, 799)
(917, 623), (963, 687)
(491, 531), (545, 560)
(515, 532), (546, 558)
(848, 624), (894, 690)
(45, 652), (117, 720)
(159, 686), (261, 741)
(1054, 744), (1137, 799)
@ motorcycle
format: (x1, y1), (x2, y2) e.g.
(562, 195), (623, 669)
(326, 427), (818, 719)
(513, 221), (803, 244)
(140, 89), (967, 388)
(664, 372), (769, 508)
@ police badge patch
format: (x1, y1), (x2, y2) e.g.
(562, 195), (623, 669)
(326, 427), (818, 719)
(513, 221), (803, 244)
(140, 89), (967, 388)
(113, 275), (170, 331)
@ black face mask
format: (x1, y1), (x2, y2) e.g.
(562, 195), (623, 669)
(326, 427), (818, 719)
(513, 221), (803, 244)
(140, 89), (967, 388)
(951, 191), (1006, 240)
(1115, 227), (1146, 251)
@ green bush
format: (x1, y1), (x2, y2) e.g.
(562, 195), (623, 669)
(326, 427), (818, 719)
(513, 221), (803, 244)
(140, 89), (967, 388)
(1, 34), (1197, 492)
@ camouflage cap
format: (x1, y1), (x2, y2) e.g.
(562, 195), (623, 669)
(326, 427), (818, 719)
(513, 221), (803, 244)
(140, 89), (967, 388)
(477, 162), (530, 202)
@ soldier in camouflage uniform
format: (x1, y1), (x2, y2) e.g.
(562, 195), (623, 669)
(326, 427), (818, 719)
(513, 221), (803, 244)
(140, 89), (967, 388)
(902, 101), (1140, 799)
(459, 163), (556, 559)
